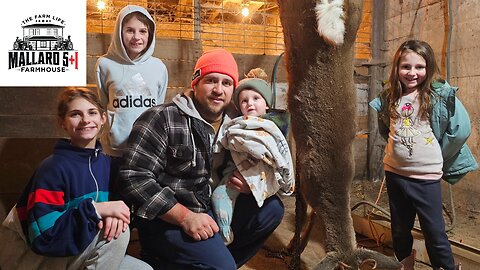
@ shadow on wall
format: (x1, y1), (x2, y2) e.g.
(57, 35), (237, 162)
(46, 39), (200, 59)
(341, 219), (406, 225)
(0, 138), (57, 220)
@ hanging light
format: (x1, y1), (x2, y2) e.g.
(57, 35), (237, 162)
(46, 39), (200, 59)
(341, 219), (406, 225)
(97, 0), (106, 11)
(241, 6), (249, 17)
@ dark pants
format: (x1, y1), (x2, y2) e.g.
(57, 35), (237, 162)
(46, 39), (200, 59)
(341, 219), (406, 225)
(136, 193), (284, 270)
(385, 171), (455, 270)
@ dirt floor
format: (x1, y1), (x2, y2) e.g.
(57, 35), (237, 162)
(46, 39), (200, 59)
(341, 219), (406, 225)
(128, 179), (477, 269)
(240, 195), (431, 270)
(350, 179), (480, 249)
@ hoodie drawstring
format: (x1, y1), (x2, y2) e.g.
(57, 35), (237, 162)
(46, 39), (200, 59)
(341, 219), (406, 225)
(88, 154), (100, 202)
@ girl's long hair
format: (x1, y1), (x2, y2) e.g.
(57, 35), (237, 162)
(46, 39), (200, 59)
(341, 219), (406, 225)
(387, 39), (441, 120)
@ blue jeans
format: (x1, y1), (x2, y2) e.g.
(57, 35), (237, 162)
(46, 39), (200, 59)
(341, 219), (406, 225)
(385, 171), (455, 270)
(136, 193), (284, 270)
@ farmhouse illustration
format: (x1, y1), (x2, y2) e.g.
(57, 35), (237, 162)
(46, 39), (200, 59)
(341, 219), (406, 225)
(13, 14), (73, 51)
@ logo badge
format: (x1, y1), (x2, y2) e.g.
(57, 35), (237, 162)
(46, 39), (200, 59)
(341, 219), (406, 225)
(192, 69), (201, 82)
(0, 0), (86, 86)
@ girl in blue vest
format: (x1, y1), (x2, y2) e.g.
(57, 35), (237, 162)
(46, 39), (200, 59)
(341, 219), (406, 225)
(0, 88), (151, 270)
(370, 40), (477, 270)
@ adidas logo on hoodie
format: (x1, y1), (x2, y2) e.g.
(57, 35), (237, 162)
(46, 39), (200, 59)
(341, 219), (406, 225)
(112, 95), (156, 108)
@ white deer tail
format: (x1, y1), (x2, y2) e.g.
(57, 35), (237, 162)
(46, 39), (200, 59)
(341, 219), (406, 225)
(315, 0), (345, 46)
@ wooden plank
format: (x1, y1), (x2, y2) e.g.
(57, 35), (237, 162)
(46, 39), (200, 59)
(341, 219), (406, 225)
(0, 115), (65, 138)
(0, 87), (62, 115)
(0, 86), (96, 115)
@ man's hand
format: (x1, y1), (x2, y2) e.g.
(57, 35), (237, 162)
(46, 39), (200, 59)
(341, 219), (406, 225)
(228, 170), (251, 193)
(160, 203), (219, 241)
(180, 212), (219, 241)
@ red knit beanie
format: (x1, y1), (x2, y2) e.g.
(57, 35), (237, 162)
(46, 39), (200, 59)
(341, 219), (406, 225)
(191, 48), (239, 89)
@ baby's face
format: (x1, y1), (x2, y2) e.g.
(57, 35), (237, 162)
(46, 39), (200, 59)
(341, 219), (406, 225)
(238, 89), (268, 116)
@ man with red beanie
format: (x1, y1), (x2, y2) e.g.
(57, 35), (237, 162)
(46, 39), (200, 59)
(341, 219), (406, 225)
(118, 48), (285, 269)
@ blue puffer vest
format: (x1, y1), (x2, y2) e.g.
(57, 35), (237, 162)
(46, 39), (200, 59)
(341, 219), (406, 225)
(369, 80), (478, 184)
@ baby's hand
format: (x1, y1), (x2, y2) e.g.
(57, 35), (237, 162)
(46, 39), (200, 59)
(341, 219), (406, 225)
(228, 170), (251, 193)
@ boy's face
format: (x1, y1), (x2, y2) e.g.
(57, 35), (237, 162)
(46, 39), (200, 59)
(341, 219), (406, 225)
(193, 72), (234, 122)
(238, 89), (268, 117)
(122, 16), (148, 60)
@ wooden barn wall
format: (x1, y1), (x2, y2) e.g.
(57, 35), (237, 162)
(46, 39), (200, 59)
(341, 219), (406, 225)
(0, 1), (374, 220)
(383, 0), (480, 233)
(0, 35), (289, 219)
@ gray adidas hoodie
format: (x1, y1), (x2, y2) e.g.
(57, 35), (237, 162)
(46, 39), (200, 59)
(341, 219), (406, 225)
(95, 5), (168, 156)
